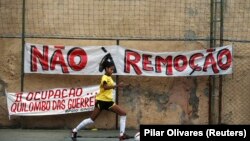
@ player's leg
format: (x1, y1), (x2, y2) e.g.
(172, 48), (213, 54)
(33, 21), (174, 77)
(71, 107), (101, 138)
(109, 104), (126, 115)
(109, 104), (130, 140)
(76, 107), (101, 130)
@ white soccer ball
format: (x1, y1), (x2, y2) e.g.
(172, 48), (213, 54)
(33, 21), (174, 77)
(134, 132), (140, 141)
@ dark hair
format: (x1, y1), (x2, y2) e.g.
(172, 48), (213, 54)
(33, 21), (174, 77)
(103, 60), (114, 69)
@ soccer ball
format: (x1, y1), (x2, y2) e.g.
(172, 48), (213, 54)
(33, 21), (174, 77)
(134, 132), (140, 141)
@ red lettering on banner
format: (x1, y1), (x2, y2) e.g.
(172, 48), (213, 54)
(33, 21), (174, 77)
(62, 89), (68, 99)
(29, 101), (50, 112)
(26, 92), (34, 101)
(50, 49), (69, 73)
(48, 90), (54, 99)
(52, 100), (65, 110)
(15, 92), (23, 102)
(25, 89), (69, 101)
(155, 56), (173, 75)
(30, 45), (88, 73)
(124, 50), (142, 75)
(124, 47), (232, 76)
(9, 86), (99, 115)
(40, 91), (49, 99)
(31, 45), (49, 71)
(69, 88), (83, 97)
(67, 47), (87, 71)
(203, 49), (219, 73)
(174, 55), (188, 72)
(34, 91), (40, 100)
(189, 53), (203, 72)
(217, 49), (232, 70)
(68, 96), (95, 109)
(54, 89), (61, 99)
(142, 54), (154, 71)
(28, 45), (232, 76)
(11, 103), (28, 112)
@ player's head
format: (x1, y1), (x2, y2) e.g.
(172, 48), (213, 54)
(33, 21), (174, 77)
(104, 61), (115, 75)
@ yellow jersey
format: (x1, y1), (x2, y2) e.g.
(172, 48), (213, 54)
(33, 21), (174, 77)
(96, 75), (115, 102)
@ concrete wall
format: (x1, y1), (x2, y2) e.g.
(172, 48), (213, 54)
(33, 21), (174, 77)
(0, 38), (209, 129)
(3, 0), (249, 129)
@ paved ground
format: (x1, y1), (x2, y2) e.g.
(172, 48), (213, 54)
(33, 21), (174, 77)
(0, 129), (138, 141)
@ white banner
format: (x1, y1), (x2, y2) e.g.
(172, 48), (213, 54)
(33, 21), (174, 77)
(6, 85), (102, 116)
(24, 43), (233, 76)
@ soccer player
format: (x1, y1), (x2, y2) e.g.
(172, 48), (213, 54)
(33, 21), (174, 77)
(71, 61), (130, 140)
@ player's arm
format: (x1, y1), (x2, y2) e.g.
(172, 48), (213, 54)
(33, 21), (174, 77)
(102, 81), (116, 90)
(102, 81), (124, 90)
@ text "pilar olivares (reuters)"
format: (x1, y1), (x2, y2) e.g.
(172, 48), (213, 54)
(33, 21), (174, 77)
(144, 129), (247, 138)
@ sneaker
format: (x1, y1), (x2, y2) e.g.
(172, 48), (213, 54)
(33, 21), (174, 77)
(119, 133), (131, 140)
(71, 129), (77, 139)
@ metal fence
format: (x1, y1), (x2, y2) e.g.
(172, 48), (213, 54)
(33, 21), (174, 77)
(1, 0), (212, 40)
(0, 0), (249, 124)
